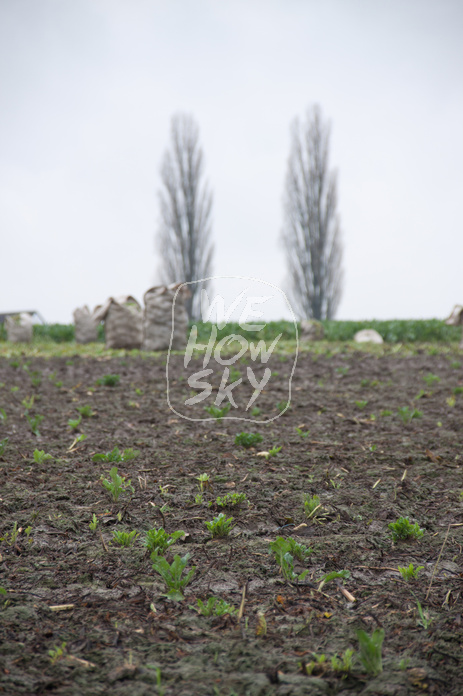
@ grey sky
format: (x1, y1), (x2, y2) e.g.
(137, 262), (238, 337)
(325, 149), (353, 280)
(1, 0), (462, 323)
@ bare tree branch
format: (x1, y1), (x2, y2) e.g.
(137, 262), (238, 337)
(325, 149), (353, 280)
(156, 113), (214, 320)
(281, 105), (343, 320)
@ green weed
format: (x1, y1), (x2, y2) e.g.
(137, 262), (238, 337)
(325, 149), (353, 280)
(0, 437), (8, 456)
(416, 600), (432, 629)
(216, 492), (247, 508)
(89, 514), (98, 531)
(331, 648), (355, 675)
(304, 493), (321, 518)
(397, 406), (422, 424)
(389, 516), (424, 542)
(144, 528), (184, 555)
(356, 628), (384, 676)
(151, 553), (196, 601)
(49, 641), (67, 665)
(205, 513), (234, 538)
(398, 563), (424, 580)
(100, 467), (134, 502)
(77, 405), (95, 417)
(26, 413), (44, 436)
(33, 449), (53, 464)
(355, 400), (368, 410)
(204, 404), (230, 420)
(269, 536), (312, 564)
(93, 446), (140, 463)
(191, 597), (237, 617)
(295, 427), (310, 438)
(96, 374), (120, 387)
(423, 373), (440, 386)
(235, 432), (263, 448)
(112, 530), (139, 547)
(68, 415), (82, 430)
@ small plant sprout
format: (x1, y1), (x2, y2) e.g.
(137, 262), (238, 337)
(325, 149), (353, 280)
(112, 530), (139, 547)
(96, 374), (120, 387)
(355, 400), (368, 410)
(276, 400), (290, 413)
(304, 653), (327, 676)
(269, 537), (312, 564)
(89, 514), (98, 531)
(235, 432), (263, 448)
(33, 449), (53, 464)
(304, 493), (321, 518)
(268, 538), (309, 583)
(356, 628), (384, 676)
(259, 445), (282, 460)
(388, 516), (424, 542)
(397, 406), (423, 424)
(336, 366), (349, 376)
(68, 433), (87, 451)
(144, 528), (184, 556)
(250, 407), (261, 417)
(0, 437), (8, 456)
(331, 649), (355, 675)
(49, 641), (67, 665)
(216, 492), (247, 508)
(68, 414), (82, 430)
(295, 427), (310, 438)
(205, 513), (234, 538)
(191, 597), (237, 617)
(21, 395), (34, 411)
(151, 553), (196, 601)
(204, 404), (230, 420)
(317, 569), (350, 592)
(0, 522), (20, 545)
(423, 373), (440, 386)
(93, 446), (140, 463)
(26, 413), (44, 436)
(196, 473), (212, 492)
(77, 405), (95, 418)
(100, 467), (134, 502)
(0, 407), (6, 423)
(416, 601), (432, 629)
(398, 563), (424, 581)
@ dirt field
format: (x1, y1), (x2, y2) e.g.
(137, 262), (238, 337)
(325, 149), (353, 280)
(0, 343), (462, 695)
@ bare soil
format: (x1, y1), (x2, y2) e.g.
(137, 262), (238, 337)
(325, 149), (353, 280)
(0, 346), (462, 695)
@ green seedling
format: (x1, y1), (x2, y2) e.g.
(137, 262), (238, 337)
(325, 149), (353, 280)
(416, 600), (432, 629)
(235, 432), (263, 448)
(151, 553), (196, 601)
(398, 563), (424, 581)
(205, 513), (234, 538)
(96, 374), (120, 387)
(229, 367), (241, 382)
(21, 395), (34, 410)
(355, 400), (368, 410)
(0, 438), (8, 456)
(49, 641), (67, 665)
(135, 388), (143, 396)
(196, 473), (211, 491)
(0, 522), (19, 545)
(276, 400), (290, 413)
(112, 529), (139, 547)
(304, 493), (321, 518)
(0, 408), (6, 423)
(93, 446), (140, 463)
(304, 653), (327, 676)
(100, 467), (134, 502)
(216, 492), (247, 508)
(336, 366), (349, 376)
(77, 405), (95, 418)
(453, 386), (463, 395)
(267, 445), (282, 457)
(144, 528), (184, 555)
(423, 373), (440, 386)
(204, 403), (230, 420)
(446, 396), (456, 407)
(356, 628), (384, 676)
(331, 648), (355, 675)
(389, 516), (424, 542)
(33, 449), (53, 464)
(26, 414), (44, 436)
(269, 536), (312, 564)
(10, 386), (19, 393)
(29, 371), (42, 388)
(250, 407), (261, 417)
(318, 569), (350, 591)
(191, 597), (237, 617)
(295, 427), (310, 438)
(89, 514), (98, 531)
(414, 389), (428, 400)
(397, 406), (422, 424)
(68, 415), (82, 430)
(380, 410), (392, 417)
(194, 492), (204, 505)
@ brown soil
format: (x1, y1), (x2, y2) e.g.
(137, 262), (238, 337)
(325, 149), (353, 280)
(0, 347), (462, 695)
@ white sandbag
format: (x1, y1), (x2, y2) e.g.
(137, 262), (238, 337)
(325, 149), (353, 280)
(73, 305), (99, 344)
(143, 284), (189, 351)
(354, 329), (383, 344)
(300, 319), (324, 341)
(94, 296), (143, 350)
(445, 305), (463, 348)
(5, 313), (33, 343)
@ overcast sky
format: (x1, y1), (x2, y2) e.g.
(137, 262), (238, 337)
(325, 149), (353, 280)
(1, 0), (462, 324)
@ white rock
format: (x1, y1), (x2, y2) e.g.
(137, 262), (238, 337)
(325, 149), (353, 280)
(354, 329), (383, 344)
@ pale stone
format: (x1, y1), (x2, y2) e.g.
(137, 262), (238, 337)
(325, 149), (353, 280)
(354, 329), (383, 344)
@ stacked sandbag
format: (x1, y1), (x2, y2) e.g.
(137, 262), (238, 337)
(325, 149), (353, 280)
(143, 284), (189, 351)
(94, 296), (143, 350)
(5, 313), (33, 343)
(300, 319), (324, 341)
(73, 305), (99, 344)
(445, 305), (463, 348)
